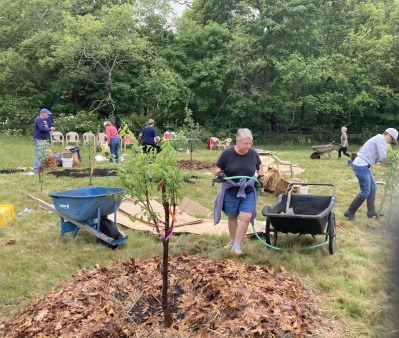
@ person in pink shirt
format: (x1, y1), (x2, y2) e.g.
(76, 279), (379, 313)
(104, 121), (120, 163)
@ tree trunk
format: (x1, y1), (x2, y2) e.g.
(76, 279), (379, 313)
(162, 198), (172, 328)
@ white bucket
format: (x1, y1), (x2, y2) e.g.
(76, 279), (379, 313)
(300, 185), (309, 194)
(62, 157), (73, 168)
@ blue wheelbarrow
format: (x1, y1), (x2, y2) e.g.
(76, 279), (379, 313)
(28, 186), (128, 249)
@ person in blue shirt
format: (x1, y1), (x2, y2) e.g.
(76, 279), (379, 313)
(344, 128), (398, 220)
(139, 119), (160, 153)
(33, 109), (55, 173)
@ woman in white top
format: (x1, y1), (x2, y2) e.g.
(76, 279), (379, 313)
(338, 126), (350, 159)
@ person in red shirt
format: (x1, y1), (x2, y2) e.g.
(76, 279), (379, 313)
(104, 121), (120, 163)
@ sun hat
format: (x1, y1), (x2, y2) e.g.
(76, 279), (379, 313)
(40, 108), (52, 115)
(148, 119), (155, 125)
(385, 128), (398, 144)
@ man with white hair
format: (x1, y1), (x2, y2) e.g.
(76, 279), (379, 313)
(139, 118), (160, 153)
(344, 128), (398, 220)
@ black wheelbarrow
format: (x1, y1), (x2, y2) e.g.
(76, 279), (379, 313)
(257, 183), (336, 254)
(28, 186), (128, 249)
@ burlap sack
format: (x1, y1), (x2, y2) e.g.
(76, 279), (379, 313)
(64, 147), (81, 167)
(274, 176), (290, 196)
(262, 166), (281, 193)
(274, 177), (308, 197)
(43, 149), (58, 169)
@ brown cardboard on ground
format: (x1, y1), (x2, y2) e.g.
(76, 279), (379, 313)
(110, 197), (265, 236)
(118, 197), (203, 226)
(177, 196), (213, 217)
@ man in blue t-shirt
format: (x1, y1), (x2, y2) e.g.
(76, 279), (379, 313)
(33, 109), (55, 173)
(139, 119), (160, 153)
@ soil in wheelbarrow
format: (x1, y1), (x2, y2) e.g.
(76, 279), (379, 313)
(0, 255), (343, 338)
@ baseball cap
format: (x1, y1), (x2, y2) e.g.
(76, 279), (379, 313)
(148, 119), (154, 124)
(385, 128), (398, 144)
(40, 108), (52, 115)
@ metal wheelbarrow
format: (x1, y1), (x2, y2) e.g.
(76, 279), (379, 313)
(29, 186), (128, 249)
(310, 143), (339, 159)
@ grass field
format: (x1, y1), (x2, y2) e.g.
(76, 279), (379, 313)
(0, 135), (397, 337)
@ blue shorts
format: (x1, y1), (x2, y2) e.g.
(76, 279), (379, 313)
(223, 189), (255, 217)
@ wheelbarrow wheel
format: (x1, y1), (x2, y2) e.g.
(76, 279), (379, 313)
(327, 212), (336, 255)
(310, 152), (321, 159)
(97, 219), (120, 250)
(265, 218), (278, 246)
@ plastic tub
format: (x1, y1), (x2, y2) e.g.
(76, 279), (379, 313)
(62, 157), (73, 168)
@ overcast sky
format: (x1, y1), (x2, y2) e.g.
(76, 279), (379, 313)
(171, 2), (188, 16)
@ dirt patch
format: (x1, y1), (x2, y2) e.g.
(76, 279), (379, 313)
(48, 168), (118, 178)
(0, 255), (342, 338)
(177, 159), (215, 170)
(0, 169), (25, 174)
(46, 160), (215, 178)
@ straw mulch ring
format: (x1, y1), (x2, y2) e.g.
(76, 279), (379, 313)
(0, 255), (342, 338)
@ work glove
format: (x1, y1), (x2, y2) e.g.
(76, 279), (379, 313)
(255, 175), (264, 189)
(215, 170), (227, 182)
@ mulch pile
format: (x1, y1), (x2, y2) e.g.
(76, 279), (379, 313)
(0, 255), (340, 338)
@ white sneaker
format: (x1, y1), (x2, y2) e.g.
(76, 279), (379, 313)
(231, 248), (243, 256)
(223, 242), (233, 250)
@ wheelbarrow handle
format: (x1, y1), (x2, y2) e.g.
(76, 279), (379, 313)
(287, 182), (336, 196)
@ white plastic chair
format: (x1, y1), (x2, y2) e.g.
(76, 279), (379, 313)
(218, 137), (232, 150)
(65, 132), (80, 146)
(50, 131), (64, 146)
(209, 137), (220, 150)
(97, 132), (108, 144)
(83, 132), (95, 146)
(122, 136), (134, 149)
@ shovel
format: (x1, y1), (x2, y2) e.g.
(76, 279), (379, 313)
(285, 185), (295, 215)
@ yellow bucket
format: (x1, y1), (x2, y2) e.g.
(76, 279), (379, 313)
(0, 204), (15, 227)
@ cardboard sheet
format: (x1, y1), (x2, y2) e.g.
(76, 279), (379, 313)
(110, 197), (265, 236)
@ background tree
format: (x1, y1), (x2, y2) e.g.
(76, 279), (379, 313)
(0, 0), (398, 142)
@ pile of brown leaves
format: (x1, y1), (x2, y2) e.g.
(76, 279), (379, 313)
(178, 160), (215, 170)
(0, 255), (338, 338)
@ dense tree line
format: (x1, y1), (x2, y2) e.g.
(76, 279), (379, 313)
(0, 0), (398, 143)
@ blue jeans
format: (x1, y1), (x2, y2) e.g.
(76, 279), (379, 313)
(352, 165), (377, 199)
(33, 139), (47, 173)
(223, 189), (255, 217)
(109, 137), (120, 163)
